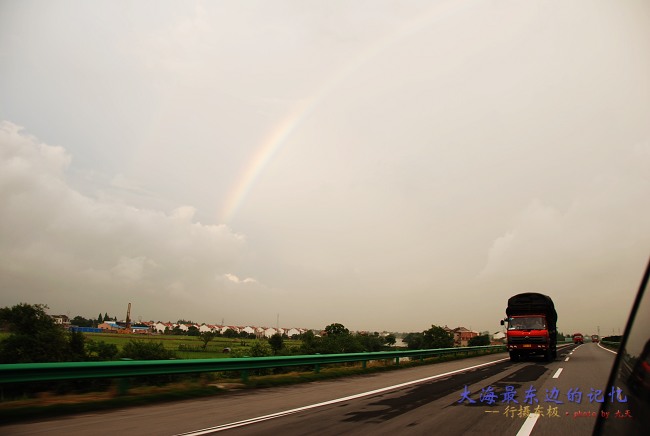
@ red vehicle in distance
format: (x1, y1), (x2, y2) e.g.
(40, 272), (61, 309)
(573, 333), (584, 344)
(591, 334), (599, 343)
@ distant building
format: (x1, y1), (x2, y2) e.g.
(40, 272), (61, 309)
(453, 327), (478, 347)
(98, 322), (120, 332)
(51, 315), (71, 327)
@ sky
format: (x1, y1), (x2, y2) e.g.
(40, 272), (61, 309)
(1, 0), (648, 335)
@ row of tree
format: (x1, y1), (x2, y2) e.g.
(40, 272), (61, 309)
(402, 326), (490, 349)
(69, 313), (118, 328)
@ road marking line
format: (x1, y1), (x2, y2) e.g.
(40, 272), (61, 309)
(174, 357), (511, 435)
(565, 357), (570, 362)
(516, 413), (540, 436)
(597, 342), (618, 355)
(553, 368), (563, 379)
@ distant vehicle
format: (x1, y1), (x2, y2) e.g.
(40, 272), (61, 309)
(573, 333), (584, 344)
(501, 293), (557, 362)
(591, 334), (599, 343)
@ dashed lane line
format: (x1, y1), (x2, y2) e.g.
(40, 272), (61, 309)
(516, 413), (540, 436)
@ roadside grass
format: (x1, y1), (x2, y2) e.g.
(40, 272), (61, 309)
(82, 333), (302, 359)
(0, 348), (506, 424)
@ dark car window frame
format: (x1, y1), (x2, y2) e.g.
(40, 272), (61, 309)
(593, 257), (650, 435)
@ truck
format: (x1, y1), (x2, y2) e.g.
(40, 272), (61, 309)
(501, 293), (557, 362)
(573, 333), (584, 344)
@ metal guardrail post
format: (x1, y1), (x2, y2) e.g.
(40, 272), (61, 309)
(241, 370), (248, 383)
(117, 378), (129, 396)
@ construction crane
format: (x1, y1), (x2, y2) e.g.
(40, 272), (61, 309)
(118, 302), (133, 334)
(125, 302), (132, 330)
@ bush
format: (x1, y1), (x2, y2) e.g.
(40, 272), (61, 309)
(86, 339), (119, 361)
(120, 339), (176, 360)
(468, 335), (490, 346)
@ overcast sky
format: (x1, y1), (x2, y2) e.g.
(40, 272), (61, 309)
(1, 0), (648, 335)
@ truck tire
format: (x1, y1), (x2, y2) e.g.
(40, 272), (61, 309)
(509, 352), (519, 362)
(545, 349), (553, 362)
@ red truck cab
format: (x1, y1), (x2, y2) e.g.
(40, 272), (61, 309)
(573, 333), (584, 344)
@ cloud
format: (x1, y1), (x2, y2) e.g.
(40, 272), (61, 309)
(224, 273), (257, 284)
(111, 256), (158, 282)
(0, 121), (246, 320)
(478, 140), (650, 324)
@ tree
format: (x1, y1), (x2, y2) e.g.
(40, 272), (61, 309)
(223, 328), (238, 338)
(356, 333), (384, 352)
(98, 313), (104, 324)
(69, 330), (86, 361)
(187, 325), (200, 336)
(71, 315), (92, 327)
(299, 330), (319, 354)
(199, 332), (215, 350)
(0, 303), (72, 363)
(468, 335), (490, 346)
(324, 323), (349, 336)
(384, 334), (397, 347)
(403, 332), (424, 349)
(86, 340), (118, 361)
(422, 325), (454, 349)
(249, 340), (272, 357)
(268, 333), (284, 355)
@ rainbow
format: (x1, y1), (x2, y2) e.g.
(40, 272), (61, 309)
(219, 0), (469, 223)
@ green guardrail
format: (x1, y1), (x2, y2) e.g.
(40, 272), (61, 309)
(0, 345), (506, 385)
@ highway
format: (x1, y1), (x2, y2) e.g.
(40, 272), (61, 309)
(2, 343), (619, 435)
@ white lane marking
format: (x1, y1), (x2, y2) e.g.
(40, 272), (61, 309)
(552, 368), (563, 379)
(564, 357), (570, 362)
(597, 342), (618, 355)
(174, 357), (511, 435)
(516, 413), (540, 436)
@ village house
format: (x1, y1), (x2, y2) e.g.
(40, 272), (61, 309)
(452, 327), (478, 347)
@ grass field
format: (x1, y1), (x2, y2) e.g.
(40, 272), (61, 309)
(85, 332), (245, 359)
(0, 331), (301, 360)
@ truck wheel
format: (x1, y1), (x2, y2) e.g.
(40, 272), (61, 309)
(509, 352), (519, 362)
(545, 350), (553, 362)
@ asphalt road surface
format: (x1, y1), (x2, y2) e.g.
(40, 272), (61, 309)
(2, 343), (621, 435)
